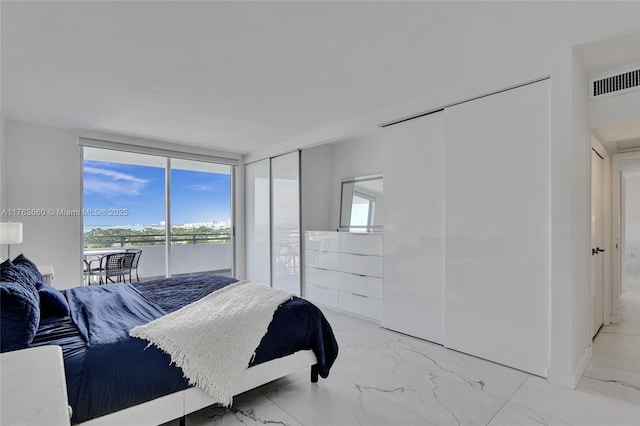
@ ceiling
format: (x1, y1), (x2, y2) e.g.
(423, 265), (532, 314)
(2, 1), (639, 156)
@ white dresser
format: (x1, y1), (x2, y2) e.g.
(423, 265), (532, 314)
(303, 231), (383, 321)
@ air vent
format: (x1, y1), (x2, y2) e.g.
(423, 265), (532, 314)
(591, 68), (640, 98)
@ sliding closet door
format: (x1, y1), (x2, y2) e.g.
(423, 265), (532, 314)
(245, 159), (271, 286)
(444, 80), (550, 377)
(271, 152), (301, 296)
(383, 111), (445, 343)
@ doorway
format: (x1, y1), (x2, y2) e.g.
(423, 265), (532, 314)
(621, 166), (640, 295)
(580, 150), (640, 404)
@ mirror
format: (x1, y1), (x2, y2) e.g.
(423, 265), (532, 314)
(339, 175), (383, 232)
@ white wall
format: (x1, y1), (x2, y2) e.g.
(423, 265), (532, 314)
(590, 90), (640, 129)
(0, 0), (4, 218)
(4, 119), (82, 288)
(301, 144), (332, 232)
(234, 162), (245, 279)
(299, 135), (384, 234)
(570, 52), (593, 383)
(0, 117), (6, 220)
(329, 135), (384, 231)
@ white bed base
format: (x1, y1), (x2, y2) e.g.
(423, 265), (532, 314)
(79, 350), (317, 426)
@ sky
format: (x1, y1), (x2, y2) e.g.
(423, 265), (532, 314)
(83, 160), (231, 228)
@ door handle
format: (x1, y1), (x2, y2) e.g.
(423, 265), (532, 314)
(597, 248), (605, 253)
(592, 247), (606, 255)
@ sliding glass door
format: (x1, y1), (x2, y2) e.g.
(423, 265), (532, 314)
(83, 148), (233, 281)
(169, 159), (232, 276)
(83, 149), (167, 280)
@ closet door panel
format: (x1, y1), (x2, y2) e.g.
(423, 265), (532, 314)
(271, 152), (301, 296)
(383, 111), (445, 343)
(245, 159), (271, 286)
(443, 80), (550, 377)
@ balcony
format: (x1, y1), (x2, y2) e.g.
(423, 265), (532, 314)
(84, 231), (232, 281)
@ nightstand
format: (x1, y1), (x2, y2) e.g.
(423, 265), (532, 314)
(0, 345), (71, 425)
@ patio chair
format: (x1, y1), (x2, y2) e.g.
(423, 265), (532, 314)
(88, 252), (136, 284)
(125, 248), (143, 282)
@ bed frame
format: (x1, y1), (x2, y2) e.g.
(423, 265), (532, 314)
(79, 350), (318, 426)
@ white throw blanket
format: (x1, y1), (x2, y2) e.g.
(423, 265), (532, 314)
(129, 280), (292, 406)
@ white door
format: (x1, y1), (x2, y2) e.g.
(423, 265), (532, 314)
(382, 111), (445, 343)
(592, 149), (604, 336)
(443, 79), (550, 377)
(271, 152), (301, 296)
(245, 159), (271, 286)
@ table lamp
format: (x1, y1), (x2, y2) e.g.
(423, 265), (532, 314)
(0, 222), (23, 260)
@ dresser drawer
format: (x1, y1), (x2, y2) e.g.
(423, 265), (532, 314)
(305, 231), (340, 252)
(304, 267), (341, 290)
(339, 253), (383, 277)
(340, 273), (383, 298)
(304, 249), (339, 270)
(340, 233), (383, 256)
(339, 292), (382, 320)
(304, 283), (339, 308)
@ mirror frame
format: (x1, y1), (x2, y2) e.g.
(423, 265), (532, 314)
(339, 174), (383, 232)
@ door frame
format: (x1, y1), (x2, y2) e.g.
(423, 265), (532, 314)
(611, 149), (640, 323)
(591, 146), (605, 336)
(590, 134), (612, 327)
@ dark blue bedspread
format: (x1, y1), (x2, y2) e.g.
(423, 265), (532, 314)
(133, 274), (238, 313)
(31, 275), (338, 424)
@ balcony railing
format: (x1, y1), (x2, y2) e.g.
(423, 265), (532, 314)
(84, 231), (231, 248)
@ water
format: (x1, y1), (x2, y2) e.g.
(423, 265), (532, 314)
(83, 224), (164, 233)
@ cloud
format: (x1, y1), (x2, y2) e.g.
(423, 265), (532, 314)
(188, 184), (213, 192)
(84, 166), (149, 196)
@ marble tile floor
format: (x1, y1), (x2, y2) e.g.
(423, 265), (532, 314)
(577, 281), (640, 407)
(164, 302), (640, 426)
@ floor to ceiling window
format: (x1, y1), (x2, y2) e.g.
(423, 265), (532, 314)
(169, 159), (232, 276)
(82, 147), (234, 281)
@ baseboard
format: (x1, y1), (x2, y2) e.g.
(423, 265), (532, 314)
(574, 346), (592, 384)
(546, 346), (592, 389)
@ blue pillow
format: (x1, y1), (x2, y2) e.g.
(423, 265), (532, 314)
(0, 259), (31, 285)
(35, 281), (70, 318)
(12, 254), (43, 286)
(0, 280), (41, 352)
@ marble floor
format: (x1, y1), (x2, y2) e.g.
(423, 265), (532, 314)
(578, 279), (640, 407)
(169, 298), (640, 426)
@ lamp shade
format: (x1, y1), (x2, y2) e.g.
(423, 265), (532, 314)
(0, 222), (23, 245)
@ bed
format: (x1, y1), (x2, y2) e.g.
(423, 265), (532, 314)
(1, 257), (339, 425)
